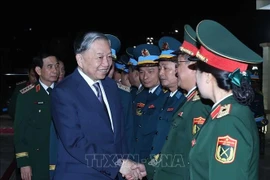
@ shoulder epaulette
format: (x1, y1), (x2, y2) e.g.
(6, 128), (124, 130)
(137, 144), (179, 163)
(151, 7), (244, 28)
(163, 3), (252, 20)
(19, 84), (35, 94)
(117, 83), (130, 92)
(16, 80), (27, 86)
(216, 104), (231, 119)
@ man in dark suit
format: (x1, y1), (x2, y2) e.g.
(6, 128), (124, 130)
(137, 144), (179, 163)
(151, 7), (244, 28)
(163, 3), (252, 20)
(51, 31), (146, 180)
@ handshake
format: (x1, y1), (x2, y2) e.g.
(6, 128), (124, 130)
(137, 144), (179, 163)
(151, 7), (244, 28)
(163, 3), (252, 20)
(119, 159), (147, 180)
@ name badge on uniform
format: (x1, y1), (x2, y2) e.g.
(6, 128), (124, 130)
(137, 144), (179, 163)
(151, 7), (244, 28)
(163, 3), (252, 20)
(34, 101), (44, 105)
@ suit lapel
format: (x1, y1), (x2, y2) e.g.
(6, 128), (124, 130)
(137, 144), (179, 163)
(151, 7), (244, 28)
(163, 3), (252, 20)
(102, 79), (117, 137)
(74, 69), (113, 130)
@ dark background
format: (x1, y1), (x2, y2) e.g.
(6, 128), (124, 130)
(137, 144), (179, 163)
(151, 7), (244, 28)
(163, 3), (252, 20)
(0, 1), (269, 74)
(0, 1), (269, 109)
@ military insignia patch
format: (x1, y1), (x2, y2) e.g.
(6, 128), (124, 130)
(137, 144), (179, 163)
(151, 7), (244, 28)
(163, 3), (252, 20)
(136, 103), (145, 116)
(178, 112), (183, 116)
(167, 107), (174, 112)
(217, 104), (231, 118)
(211, 105), (221, 119)
(141, 49), (150, 56)
(215, 135), (237, 164)
(19, 84), (35, 94)
(162, 42), (169, 50)
(192, 92), (200, 101)
(117, 83), (130, 92)
(148, 154), (161, 166)
(191, 139), (196, 147)
(192, 117), (206, 135)
(36, 84), (40, 92)
(148, 104), (155, 109)
(187, 90), (196, 101)
(162, 88), (168, 93)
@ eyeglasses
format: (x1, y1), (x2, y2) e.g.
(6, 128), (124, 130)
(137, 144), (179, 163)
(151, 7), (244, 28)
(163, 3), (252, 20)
(177, 60), (189, 65)
(177, 61), (189, 63)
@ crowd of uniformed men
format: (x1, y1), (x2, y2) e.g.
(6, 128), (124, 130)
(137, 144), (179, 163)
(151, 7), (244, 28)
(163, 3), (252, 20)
(8, 19), (268, 180)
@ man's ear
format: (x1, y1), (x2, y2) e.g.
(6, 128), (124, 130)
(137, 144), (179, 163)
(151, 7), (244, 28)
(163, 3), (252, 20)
(76, 54), (83, 68)
(35, 66), (41, 76)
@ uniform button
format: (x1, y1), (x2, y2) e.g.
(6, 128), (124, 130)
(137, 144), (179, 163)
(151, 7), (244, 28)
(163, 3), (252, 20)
(36, 148), (39, 151)
(136, 138), (138, 142)
(161, 108), (164, 111)
(139, 124), (142, 128)
(151, 146), (154, 150)
(155, 131), (158, 135)
(159, 117), (162, 120)
(187, 162), (190, 165)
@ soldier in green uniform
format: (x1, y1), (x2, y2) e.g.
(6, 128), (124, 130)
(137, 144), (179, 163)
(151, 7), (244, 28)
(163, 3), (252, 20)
(14, 52), (59, 180)
(127, 24), (212, 180)
(8, 65), (37, 119)
(141, 36), (186, 177)
(145, 25), (212, 180)
(189, 19), (263, 180)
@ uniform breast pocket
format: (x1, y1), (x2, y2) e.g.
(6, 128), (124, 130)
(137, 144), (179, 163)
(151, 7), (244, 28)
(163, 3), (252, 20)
(144, 105), (156, 116)
(142, 118), (158, 136)
(30, 105), (51, 129)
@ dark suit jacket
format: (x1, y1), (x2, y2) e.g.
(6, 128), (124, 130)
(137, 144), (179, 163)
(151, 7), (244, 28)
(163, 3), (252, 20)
(51, 68), (126, 180)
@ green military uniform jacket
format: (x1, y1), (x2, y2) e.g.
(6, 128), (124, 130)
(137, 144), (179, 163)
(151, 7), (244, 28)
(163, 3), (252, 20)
(8, 80), (29, 119)
(145, 87), (212, 180)
(14, 82), (52, 180)
(189, 95), (259, 180)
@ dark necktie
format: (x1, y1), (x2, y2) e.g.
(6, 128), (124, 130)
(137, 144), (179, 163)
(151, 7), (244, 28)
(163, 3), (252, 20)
(47, 87), (53, 95)
(93, 82), (112, 126)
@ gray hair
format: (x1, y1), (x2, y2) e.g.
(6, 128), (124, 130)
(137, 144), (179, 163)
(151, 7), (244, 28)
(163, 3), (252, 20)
(73, 31), (109, 54)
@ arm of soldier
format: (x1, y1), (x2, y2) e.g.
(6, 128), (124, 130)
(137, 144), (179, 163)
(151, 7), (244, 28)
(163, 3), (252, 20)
(143, 157), (157, 180)
(51, 87), (119, 176)
(123, 94), (134, 154)
(13, 93), (31, 168)
(209, 115), (257, 180)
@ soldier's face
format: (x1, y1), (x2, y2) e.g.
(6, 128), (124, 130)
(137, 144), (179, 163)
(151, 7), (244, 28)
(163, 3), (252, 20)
(176, 55), (196, 91)
(159, 61), (177, 90)
(128, 67), (139, 87)
(76, 39), (112, 81)
(35, 56), (59, 86)
(139, 66), (160, 88)
(58, 61), (65, 82)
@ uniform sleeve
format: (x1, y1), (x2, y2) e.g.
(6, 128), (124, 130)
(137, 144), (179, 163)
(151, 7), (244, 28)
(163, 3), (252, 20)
(144, 158), (157, 180)
(13, 93), (30, 167)
(209, 115), (259, 180)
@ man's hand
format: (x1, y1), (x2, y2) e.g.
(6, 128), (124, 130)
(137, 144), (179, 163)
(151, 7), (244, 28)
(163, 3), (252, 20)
(119, 159), (146, 180)
(20, 166), (32, 180)
(123, 162), (147, 180)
